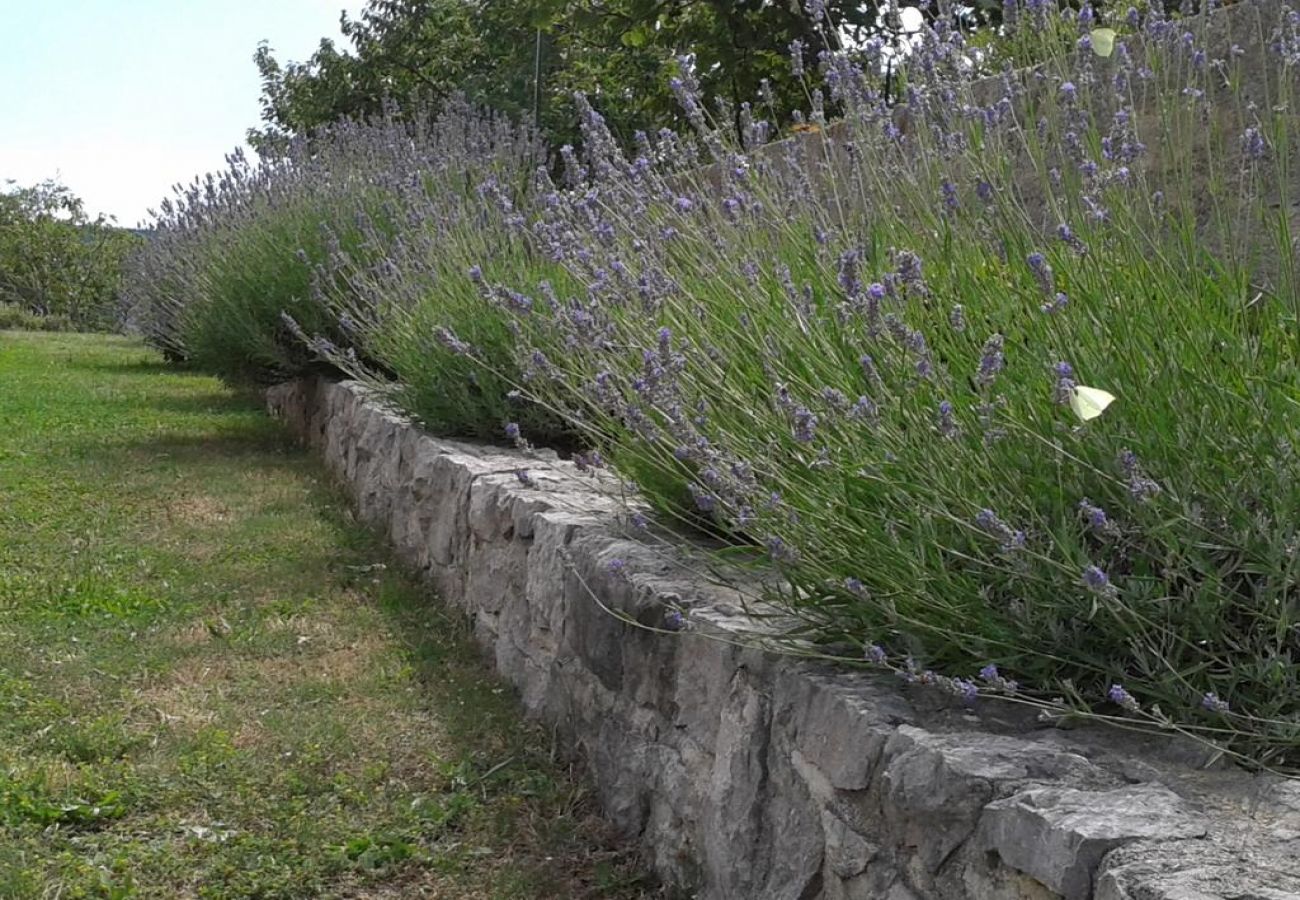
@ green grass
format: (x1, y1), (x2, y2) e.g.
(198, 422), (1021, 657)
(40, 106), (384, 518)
(0, 331), (656, 899)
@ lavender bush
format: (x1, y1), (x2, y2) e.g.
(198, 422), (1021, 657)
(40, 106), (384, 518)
(310, 118), (576, 442)
(122, 98), (546, 397)
(125, 0), (1300, 768)
(465, 2), (1300, 766)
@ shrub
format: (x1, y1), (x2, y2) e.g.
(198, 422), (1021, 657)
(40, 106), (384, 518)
(125, 0), (1300, 768)
(0, 180), (139, 333)
(309, 113), (574, 443)
(122, 98), (546, 395)
(0, 303), (74, 332)
(478, 2), (1300, 765)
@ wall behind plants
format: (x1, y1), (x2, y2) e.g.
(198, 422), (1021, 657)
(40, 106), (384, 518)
(125, 0), (1300, 774)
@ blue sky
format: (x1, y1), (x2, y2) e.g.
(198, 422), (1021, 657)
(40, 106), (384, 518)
(1, 0), (363, 226)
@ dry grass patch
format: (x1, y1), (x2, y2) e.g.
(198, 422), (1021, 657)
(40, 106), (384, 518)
(165, 494), (232, 526)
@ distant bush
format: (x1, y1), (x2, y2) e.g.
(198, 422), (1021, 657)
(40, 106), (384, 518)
(0, 303), (73, 332)
(0, 180), (140, 332)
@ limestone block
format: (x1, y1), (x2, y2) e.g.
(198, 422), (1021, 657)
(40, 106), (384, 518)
(980, 784), (1208, 900)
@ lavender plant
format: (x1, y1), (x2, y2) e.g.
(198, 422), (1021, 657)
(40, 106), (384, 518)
(122, 98), (546, 394)
(123, 0), (1300, 768)
(309, 111), (574, 442)
(477, 1), (1300, 766)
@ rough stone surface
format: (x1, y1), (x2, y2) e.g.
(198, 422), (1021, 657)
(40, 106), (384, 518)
(268, 378), (1300, 900)
(979, 785), (1208, 900)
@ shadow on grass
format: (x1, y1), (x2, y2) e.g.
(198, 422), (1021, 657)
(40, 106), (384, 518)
(69, 420), (305, 473)
(142, 388), (267, 417)
(67, 357), (181, 377)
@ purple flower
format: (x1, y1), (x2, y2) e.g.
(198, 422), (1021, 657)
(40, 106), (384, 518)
(936, 400), (959, 439)
(849, 395), (878, 421)
(1201, 692), (1230, 713)
(894, 250), (924, 289)
(606, 558), (627, 577)
(1057, 222), (1087, 255)
(1082, 565), (1118, 599)
(954, 678), (979, 705)
(1118, 449), (1162, 500)
(837, 248), (861, 296)
(820, 387), (849, 409)
(844, 577), (867, 597)
(1107, 683), (1140, 711)
(793, 406), (818, 443)
(766, 535), (800, 564)
(688, 483), (716, 513)
(435, 327), (472, 355)
(1242, 127), (1267, 161)
(978, 663), (1020, 692)
(1078, 498), (1114, 534)
(664, 610), (686, 631)
(1053, 361), (1077, 405)
(504, 422), (521, 442)
(940, 180), (960, 211)
(1041, 291), (1069, 314)
(859, 354), (880, 383)
(515, 469), (538, 489)
(975, 334), (1005, 388)
(1027, 252), (1055, 296)
(949, 305), (967, 332)
(574, 450), (605, 472)
(1060, 81), (1078, 103)
(975, 509), (1025, 551)
(865, 644), (887, 664)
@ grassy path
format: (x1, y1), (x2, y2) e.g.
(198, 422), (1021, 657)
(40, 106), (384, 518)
(0, 332), (652, 899)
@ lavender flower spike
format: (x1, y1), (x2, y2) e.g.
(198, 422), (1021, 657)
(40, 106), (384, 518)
(1107, 683), (1140, 711)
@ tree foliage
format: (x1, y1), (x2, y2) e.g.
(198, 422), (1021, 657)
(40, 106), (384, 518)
(249, 0), (899, 153)
(0, 180), (141, 330)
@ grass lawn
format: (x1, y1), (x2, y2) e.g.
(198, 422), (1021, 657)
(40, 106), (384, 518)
(0, 331), (655, 899)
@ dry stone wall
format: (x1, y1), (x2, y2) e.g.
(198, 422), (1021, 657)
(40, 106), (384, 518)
(269, 377), (1300, 900)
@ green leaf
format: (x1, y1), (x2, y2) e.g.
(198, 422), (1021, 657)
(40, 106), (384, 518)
(621, 27), (650, 48)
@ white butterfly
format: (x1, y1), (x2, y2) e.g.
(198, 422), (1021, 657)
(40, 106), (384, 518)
(1091, 28), (1117, 58)
(1070, 385), (1116, 422)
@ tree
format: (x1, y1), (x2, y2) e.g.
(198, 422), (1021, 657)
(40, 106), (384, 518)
(0, 180), (140, 330)
(248, 0), (903, 155)
(249, 0), (485, 153)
